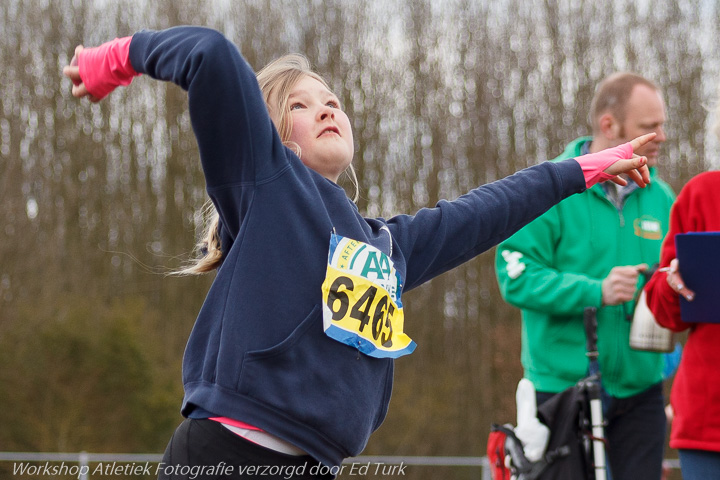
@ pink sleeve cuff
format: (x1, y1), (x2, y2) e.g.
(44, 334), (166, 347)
(78, 36), (140, 100)
(575, 142), (634, 188)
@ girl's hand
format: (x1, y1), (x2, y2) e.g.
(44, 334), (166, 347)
(62, 37), (138, 102)
(664, 258), (695, 302)
(602, 133), (654, 187)
(62, 45), (102, 102)
(576, 132), (654, 189)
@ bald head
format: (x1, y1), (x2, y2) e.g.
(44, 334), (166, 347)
(589, 72), (667, 166)
(589, 72), (661, 133)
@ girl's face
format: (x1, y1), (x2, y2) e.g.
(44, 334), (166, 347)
(284, 76), (354, 182)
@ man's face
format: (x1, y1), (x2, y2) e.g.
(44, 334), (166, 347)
(618, 85), (667, 167)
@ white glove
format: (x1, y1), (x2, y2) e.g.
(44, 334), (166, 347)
(513, 378), (550, 462)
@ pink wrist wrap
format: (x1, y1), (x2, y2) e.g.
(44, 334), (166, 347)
(576, 142), (634, 188)
(78, 36), (139, 100)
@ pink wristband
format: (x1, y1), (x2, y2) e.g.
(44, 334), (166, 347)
(78, 36), (139, 100)
(575, 142), (634, 188)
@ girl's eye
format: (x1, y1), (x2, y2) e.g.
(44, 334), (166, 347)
(327, 101), (339, 108)
(290, 103), (304, 111)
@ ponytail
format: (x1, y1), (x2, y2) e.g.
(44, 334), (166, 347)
(172, 201), (223, 275)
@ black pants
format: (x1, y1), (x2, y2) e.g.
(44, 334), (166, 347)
(158, 419), (335, 480)
(537, 382), (666, 480)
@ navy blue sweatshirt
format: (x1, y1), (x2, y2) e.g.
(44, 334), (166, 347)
(128, 26), (586, 467)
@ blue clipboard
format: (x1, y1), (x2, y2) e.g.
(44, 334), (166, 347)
(675, 232), (720, 323)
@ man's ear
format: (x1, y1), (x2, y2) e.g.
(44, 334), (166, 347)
(598, 113), (621, 140)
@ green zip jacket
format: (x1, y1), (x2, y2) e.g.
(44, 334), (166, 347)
(495, 137), (676, 398)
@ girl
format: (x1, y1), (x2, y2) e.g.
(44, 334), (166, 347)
(645, 171), (720, 479)
(63, 26), (652, 479)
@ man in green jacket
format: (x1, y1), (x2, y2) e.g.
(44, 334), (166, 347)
(495, 72), (675, 480)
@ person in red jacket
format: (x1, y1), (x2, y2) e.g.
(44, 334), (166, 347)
(645, 170), (720, 479)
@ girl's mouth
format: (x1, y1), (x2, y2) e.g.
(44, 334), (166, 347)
(318, 126), (339, 137)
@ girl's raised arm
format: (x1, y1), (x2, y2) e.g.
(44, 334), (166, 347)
(63, 27), (287, 188)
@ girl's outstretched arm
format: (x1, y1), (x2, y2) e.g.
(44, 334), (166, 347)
(63, 27), (292, 248)
(63, 27), (287, 198)
(390, 133), (655, 291)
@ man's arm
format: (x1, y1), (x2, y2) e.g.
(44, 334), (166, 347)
(495, 206), (604, 316)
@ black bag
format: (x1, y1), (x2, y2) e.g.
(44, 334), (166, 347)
(489, 309), (606, 480)
(488, 383), (595, 480)
(534, 382), (594, 480)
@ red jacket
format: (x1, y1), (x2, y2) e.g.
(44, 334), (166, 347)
(645, 171), (720, 452)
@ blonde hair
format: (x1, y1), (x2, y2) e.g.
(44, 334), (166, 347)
(177, 54), (358, 275)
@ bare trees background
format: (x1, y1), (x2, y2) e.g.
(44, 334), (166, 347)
(1, 0), (717, 477)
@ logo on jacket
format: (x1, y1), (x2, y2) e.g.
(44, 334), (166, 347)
(633, 216), (662, 240)
(501, 250), (526, 279)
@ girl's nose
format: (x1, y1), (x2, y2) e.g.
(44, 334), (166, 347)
(319, 106), (334, 121)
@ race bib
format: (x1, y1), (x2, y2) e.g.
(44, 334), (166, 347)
(321, 234), (416, 358)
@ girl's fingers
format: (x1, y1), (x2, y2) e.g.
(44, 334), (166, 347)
(637, 159), (651, 184)
(665, 259), (696, 301)
(63, 65), (81, 83)
(607, 156), (649, 187)
(71, 81), (90, 99)
(63, 45), (84, 87)
(629, 132), (656, 152)
(628, 157), (651, 185)
(608, 175), (628, 187)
